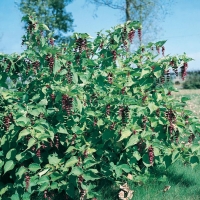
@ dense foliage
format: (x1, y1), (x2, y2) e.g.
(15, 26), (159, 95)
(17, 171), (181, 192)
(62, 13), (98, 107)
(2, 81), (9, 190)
(0, 15), (200, 200)
(182, 71), (200, 89)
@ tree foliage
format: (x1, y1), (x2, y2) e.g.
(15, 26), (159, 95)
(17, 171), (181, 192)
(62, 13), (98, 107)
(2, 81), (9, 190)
(0, 15), (199, 199)
(18, 0), (74, 43)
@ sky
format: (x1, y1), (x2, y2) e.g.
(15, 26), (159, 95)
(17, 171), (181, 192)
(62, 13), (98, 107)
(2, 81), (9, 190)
(0, 0), (200, 70)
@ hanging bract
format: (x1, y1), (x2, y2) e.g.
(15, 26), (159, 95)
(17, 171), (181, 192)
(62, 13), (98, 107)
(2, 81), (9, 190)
(0, 14), (200, 199)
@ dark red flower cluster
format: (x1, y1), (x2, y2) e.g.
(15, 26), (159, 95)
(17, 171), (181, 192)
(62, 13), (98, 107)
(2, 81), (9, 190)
(5, 62), (11, 73)
(99, 42), (104, 49)
(161, 75), (165, 84)
(107, 73), (113, 84)
(32, 60), (40, 74)
(165, 69), (170, 82)
(36, 148), (41, 158)
(62, 95), (73, 115)
(54, 134), (59, 149)
(142, 116), (147, 131)
(111, 50), (117, 61)
(148, 146), (154, 165)
(106, 104), (110, 116)
(66, 61), (72, 84)
(156, 46), (160, 54)
(71, 134), (77, 145)
(156, 108), (160, 117)
(93, 118), (97, 126)
(170, 60), (178, 76)
(4, 114), (12, 131)
(121, 87), (126, 95)
(165, 109), (176, 135)
(25, 172), (30, 190)
(110, 122), (116, 130)
(49, 38), (54, 46)
(138, 28), (142, 42)
(188, 133), (195, 144)
(128, 29), (135, 43)
(121, 26), (127, 43)
(181, 62), (188, 80)
(27, 21), (36, 34)
(75, 38), (87, 53)
(162, 46), (165, 56)
(50, 94), (55, 102)
(45, 55), (54, 73)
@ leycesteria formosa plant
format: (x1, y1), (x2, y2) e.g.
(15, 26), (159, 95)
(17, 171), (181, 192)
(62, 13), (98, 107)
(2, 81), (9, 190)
(0, 14), (200, 200)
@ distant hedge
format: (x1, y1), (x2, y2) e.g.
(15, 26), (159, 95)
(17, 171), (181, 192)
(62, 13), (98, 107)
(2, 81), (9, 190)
(183, 71), (200, 89)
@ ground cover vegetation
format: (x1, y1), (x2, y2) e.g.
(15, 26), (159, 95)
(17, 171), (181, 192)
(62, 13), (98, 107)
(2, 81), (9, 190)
(0, 14), (200, 199)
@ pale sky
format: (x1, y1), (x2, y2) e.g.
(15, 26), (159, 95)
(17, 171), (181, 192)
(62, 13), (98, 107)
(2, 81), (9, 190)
(0, 0), (200, 70)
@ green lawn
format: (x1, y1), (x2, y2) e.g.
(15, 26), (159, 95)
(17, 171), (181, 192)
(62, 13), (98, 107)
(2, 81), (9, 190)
(98, 161), (200, 200)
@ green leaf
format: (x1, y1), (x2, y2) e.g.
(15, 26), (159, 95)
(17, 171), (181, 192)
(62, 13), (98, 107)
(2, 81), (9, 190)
(72, 72), (78, 84)
(50, 172), (63, 181)
(83, 169), (100, 181)
(15, 117), (30, 127)
(142, 153), (151, 167)
(48, 154), (61, 165)
(0, 185), (8, 196)
(29, 163), (41, 172)
(64, 156), (78, 168)
(119, 164), (132, 173)
(171, 150), (180, 163)
(11, 193), (20, 200)
(118, 129), (132, 142)
(41, 24), (50, 31)
(148, 102), (158, 114)
(4, 160), (15, 174)
(50, 182), (58, 190)
(153, 66), (162, 78)
(39, 182), (49, 192)
(27, 138), (36, 149)
(191, 144), (200, 153)
(38, 99), (48, 106)
(16, 166), (26, 179)
(53, 59), (61, 74)
(70, 166), (83, 176)
(17, 129), (30, 141)
(74, 97), (82, 113)
(57, 125), (68, 134)
(140, 68), (150, 78)
(66, 146), (76, 154)
(124, 134), (139, 149)
(37, 176), (49, 185)
(72, 125), (82, 134)
(181, 96), (190, 103)
(38, 168), (49, 177)
(132, 151), (141, 161)
(22, 192), (31, 200)
(6, 149), (17, 160)
(190, 156), (199, 168)
(83, 157), (97, 169)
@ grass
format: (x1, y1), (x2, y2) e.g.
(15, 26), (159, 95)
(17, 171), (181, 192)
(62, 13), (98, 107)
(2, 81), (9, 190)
(172, 89), (200, 119)
(98, 161), (200, 200)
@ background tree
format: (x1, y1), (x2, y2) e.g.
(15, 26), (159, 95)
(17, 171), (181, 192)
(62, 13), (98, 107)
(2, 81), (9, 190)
(86, 0), (174, 44)
(18, 0), (74, 43)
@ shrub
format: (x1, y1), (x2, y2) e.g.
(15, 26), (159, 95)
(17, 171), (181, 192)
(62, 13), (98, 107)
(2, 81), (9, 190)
(0, 15), (200, 199)
(183, 72), (200, 89)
